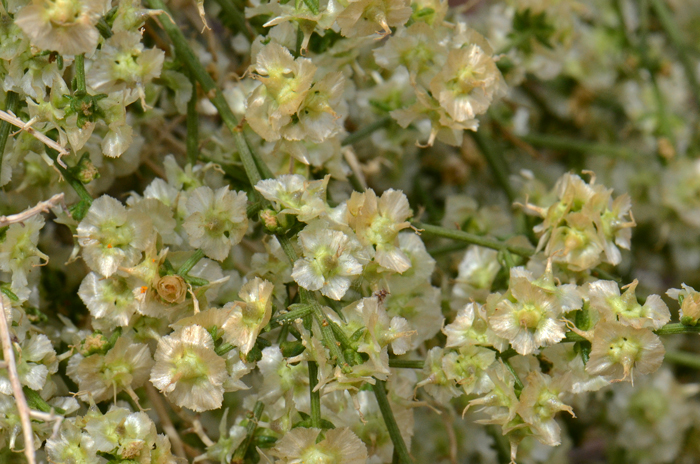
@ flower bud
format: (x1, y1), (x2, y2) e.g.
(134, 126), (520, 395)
(156, 275), (187, 304)
(70, 153), (100, 184)
(681, 293), (700, 326)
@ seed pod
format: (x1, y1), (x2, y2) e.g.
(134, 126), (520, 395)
(156, 275), (187, 304)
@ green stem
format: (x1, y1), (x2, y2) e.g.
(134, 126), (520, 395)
(388, 359), (424, 369)
(518, 133), (634, 159)
(212, 0), (253, 40)
(414, 222), (534, 257)
(372, 380), (413, 464)
(503, 358), (524, 397)
(0, 91), (19, 182)
(232, 402), (265, 463)
(145, 0), (262, 187)
(215, 342), (235, 356)
(177, 249), (204, 276)
(649, 0), (700, 109)
(655, 323), (700, 336)
(341, 116), (392, 147)
(664, 350), (700, 370)
(470, 131), (516, 203)
(269, 304), (314, 325)
(308, 361), (322, 428)
(74, 54), (87, 94)
(311, 303), (349, 371)
(186, 72), (199, 165)
(45, 146), (93, 204)
(426, 242), (468, 256)
(277, 234), (299, 265)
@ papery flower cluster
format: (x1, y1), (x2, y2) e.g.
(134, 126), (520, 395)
(2, 0), (700, 463)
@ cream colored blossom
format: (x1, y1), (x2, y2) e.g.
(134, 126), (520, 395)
(150, 325), (228, 412)
(221, 277), (274, 354)
(586, 322), (665, 383)
(588, 279), (670, 330)
(336, 0), (412, 38)
(183, 186), (248, 261)
(489, 269), (567, 355)
(15, 0), (108, 55)
(347, 188), (412, 273)
(269, 427), (368, 464)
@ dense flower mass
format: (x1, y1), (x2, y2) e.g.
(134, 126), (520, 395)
(2, 0), (700, 463)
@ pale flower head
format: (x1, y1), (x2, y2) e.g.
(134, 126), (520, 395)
(183, 186), (249, 261)
(586, 322), (665, 384)
(221, 277), (274, 354)
(666, 283), (700, 326)
(77, 195), (153, 277)
(15, 0), (108, 55)
(150, 325), (228, 412)
(291, 221), (368, 300)
(336, 0), (412, 38)
(489, 269), (566, 355)
(588, 279), (670, 330)
(269, 427), (368, 464)
(347, 188), (413, 273)
(255, 174), (330, 223)
(517, 371), (574, 446)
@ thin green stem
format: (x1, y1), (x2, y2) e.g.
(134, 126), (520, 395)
(186, 72), (199, 165)
(231, 402), (265, 463)
(649, 0), (700, 109)
(503, 358), (524, 396)
(470, 131), (516, 203)
(177, 249), (204, 276)
(311, 303), (349, 371)
(655, 323), (700, 336)
(664, 350), (700, 370)
(212, 0), (253, 40)
(372, 380), (413, 464)
(45, 146), (93, 204)
(308, 361), (322, 428)
(519, 133), (634, 159)
(426, 242), (469, 256)
(145, 0), (261, 187)
(277, 234), (299, 265)
(415, 222), (534, 257)
(74, 54), (86, 94)
(341, 116), (392, 147)
(269, 304), (314, 325)
(388, 359), (424, 369)
(0, 91), (19, 182)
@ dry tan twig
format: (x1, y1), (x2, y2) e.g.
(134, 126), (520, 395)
(0, 193), (65, 228)
(341, 147), (368, 190)
(146, 383), (187, 459)
(0, 110), (70, 167)
(0, 297), (35, 464)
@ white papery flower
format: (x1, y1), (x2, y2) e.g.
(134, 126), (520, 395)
(78, 271), (141, 327)
(150, 325), (228, 412)
(489, 270), (566, 355)
(15, 0), (108, 55)
(292, 222), (368, 300)
(183, 186), (248, 261)
(67, 336), (153, 403)
(269, 427), (368, 464)
(588, 279), (670, 330)
(255, 174), (329, 222)
(586, 322), (665, 383)
(222, 277), (274, 354)
(347, 188), (413, 273)
(77, 195), (153, 277)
